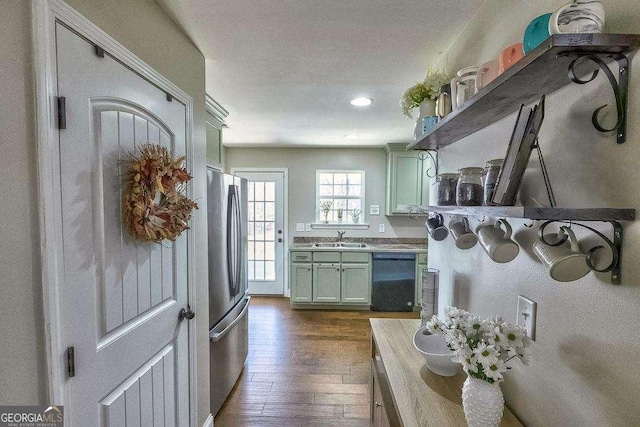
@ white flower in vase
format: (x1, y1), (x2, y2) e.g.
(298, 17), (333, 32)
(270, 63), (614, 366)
(484, 359), (507, 383)
(473, 342), (499, 367)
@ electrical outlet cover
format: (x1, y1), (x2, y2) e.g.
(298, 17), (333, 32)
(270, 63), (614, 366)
(378, 223), (385, 233)
(295, 223), (305, 232)
(516, 295), (537, 341)
(305, 223), (312, 232)
(370, 205), (380, 215)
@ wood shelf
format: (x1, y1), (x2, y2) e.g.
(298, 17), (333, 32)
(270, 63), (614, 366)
(422, 205), (636, 221)
(408, 33), (640, 151)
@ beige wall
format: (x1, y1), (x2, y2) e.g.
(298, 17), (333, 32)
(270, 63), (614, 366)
(430, 1), (640, 426)
(0, 0), (47, 405)
(225, 147), (428, 241)
(1, 0), (210, 424)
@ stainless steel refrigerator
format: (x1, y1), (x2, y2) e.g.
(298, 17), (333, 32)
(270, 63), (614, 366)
(207, 167), (250, 416)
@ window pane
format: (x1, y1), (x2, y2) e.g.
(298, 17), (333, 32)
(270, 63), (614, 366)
(265, 182), (275, 201)
(248, 222), (255, 240)
(248, 261), (255, 281)
(255, 261), (264, 280)
(334, 185), (347, 196)
(255, 242), (265, 260)
(248, 182), (255, 201)
(265, 261), (275, 281)
(319, 173), (333, 185)
(248, 241), (255, 260)
(255, 222), (264, 240)
(348, 199), (362, 210)
(255, 202), (265, 221)
(319, 185), (333, 196)
(265, 222), (275, 241)
(265, 242), (275, 260)
(247, 202), (254, 221)
(348, 185), (361, 196)
(334, 199), (346, 209)
(265, 202), (275, 221)
(334, 173), (347, 184)
(254, 182), (264, 201)
(348, 173), (361, 185)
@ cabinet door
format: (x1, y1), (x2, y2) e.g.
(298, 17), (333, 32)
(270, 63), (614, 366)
(312, 264), (341, 302)
(386, 151), (426, 215)
(291, 263), (313, 302)
(341, 263), (370, 304)
(206, 111), (224, 167)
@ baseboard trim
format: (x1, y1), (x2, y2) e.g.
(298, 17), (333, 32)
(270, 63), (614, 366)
(203, 414), (214, 427)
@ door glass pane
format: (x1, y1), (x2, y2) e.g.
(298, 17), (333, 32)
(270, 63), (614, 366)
(265, 182), (275, 201)
(265, 222), (275, 241)
(255, 202), (265, 221)
(265, 202), (275, 221)
(254, 182), (264, 201)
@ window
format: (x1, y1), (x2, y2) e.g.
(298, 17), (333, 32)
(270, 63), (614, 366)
(247, 181), (276, 281)
(316, 170), (365, 223)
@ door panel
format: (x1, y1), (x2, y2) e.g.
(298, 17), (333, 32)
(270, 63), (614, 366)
(291, 263), (313, 302)
(341, 264), (370, 304)
(233, 171), (285, 295)
(56, 24), (189, 426)
(313, 264), (341, 302)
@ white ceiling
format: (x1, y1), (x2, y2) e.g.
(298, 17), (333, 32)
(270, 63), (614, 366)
(158, 0), (485, 147)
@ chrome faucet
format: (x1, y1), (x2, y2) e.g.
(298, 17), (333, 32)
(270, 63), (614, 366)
(337, 230), (346, 241)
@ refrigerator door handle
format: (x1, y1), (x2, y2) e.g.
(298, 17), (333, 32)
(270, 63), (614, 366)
(209, 296), (251, 343)
(234, 187), (243, 295)
(226, 186), (237, 295)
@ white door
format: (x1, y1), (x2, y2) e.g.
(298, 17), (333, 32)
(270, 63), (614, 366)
(55, 24), (190, 425)
(233, 171), (286, 295)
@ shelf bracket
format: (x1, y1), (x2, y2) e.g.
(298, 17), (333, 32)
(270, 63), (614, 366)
(566, 53), (629, 144)
(418, 149), (438, 178)
(539, 220), (623, 285)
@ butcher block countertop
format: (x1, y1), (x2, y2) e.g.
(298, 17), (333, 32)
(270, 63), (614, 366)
(370, 319), (522, 427)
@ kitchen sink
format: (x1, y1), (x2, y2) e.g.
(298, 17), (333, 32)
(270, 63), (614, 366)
(312, 242), (368, 249)
(339, 242), (368, 248)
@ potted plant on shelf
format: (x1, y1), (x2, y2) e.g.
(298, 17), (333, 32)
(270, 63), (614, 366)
(336, 207), (344, 223)
(320, 200), (332, 224)
(400, 68), (450, 139)
(427, 307), (531, 427)
(350, 210), (361, 224)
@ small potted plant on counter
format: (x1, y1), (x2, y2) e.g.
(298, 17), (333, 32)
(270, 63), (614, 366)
(336, 207), (344, 223)
(320, 200), (332, 223)
(427, 307), (531, 427)
(350, 210), (361, 224)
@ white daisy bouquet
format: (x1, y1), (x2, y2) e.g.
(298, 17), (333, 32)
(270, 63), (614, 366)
(426, 307), (531, 384)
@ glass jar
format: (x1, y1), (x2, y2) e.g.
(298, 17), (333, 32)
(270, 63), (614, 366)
(456, 167), (484, 206)
(435, 173), (459, 206)
(483, 158), (503, 205)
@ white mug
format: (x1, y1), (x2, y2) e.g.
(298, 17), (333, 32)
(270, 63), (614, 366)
(449, 217), (478, 250)
(532, 226), (591, 282)
(478, 219), (520, 263)
(549, 0), (605, 34)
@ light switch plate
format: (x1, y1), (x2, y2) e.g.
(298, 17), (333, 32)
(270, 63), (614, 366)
(378, 223), (385, 233)
(295, 223), (305, 232)
(305, 223), (312, 232)
(370, 205), (380, 215)
(516, 295), (537, 341)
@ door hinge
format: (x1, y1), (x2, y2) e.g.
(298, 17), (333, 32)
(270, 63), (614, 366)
(56, 96), (66, 130)
(166, 93), (173, 102)
(94, 45), (105, 58)
(66, 346), (75, 378)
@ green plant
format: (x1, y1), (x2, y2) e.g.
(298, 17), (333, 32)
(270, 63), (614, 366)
(336, 207), (344, 218)
(400, 68), (450, 119)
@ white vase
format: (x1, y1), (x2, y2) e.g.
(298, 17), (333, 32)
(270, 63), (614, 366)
(419, 99), (436, 118)
(461, 377), (504, 427)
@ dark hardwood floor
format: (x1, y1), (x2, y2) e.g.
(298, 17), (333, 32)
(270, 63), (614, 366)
(214, 297), (419, 426)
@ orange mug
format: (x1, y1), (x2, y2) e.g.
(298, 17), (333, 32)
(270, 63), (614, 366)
(498, 43), (524, 74)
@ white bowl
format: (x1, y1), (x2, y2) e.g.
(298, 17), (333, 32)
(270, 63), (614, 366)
(413, 327), (460, 377)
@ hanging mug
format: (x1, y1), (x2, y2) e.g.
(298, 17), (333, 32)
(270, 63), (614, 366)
(498, 43), (524, 75)
(532, 226), (591, 282)
(476, 59), (499, 91)
(426, 214), (448, 241)
(477, 219), (520, 263)
(549, 0), (605, 34)
(449, 217), (478, 250)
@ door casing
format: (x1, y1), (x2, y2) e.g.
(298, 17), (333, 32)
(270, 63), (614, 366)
(231, 168), (289, 297)
(31, 1), (198, 424)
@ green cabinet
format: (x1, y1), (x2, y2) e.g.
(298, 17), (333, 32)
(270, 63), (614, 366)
(291, 262), (312, 302)
(385, 143), (430, 216)
(205, 94), (229, 168)
(341, 263), (370, 304)
(312, 263), (341, 302)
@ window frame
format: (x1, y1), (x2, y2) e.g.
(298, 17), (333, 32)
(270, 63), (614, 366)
(315, 169), (366, 224)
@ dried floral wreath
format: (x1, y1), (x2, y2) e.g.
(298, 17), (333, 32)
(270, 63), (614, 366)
(122, 144), (198, 243)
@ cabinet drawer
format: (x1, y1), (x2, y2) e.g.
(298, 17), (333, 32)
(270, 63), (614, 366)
(313, 252), (341, 263)
(291, 252), (312, 262)
(342, 252), (371, 263)
(417, 253), (427, 264)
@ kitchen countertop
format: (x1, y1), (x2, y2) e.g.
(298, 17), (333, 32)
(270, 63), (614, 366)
(370, 319), (522, 427)
(289, 243), (427, 253)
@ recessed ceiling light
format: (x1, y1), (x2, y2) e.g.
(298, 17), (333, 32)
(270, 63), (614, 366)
(350, 97), (373, 107)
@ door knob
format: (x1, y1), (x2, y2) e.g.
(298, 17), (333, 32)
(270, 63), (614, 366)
(277, 229), (283, 234)
(278, 238), (283, 242)
(178, 305), (195, 322)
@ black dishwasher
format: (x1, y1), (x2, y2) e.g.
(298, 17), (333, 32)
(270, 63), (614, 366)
(371, 252), (415, 312)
